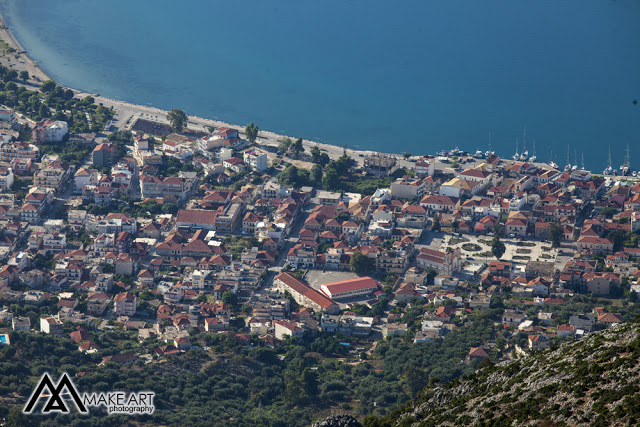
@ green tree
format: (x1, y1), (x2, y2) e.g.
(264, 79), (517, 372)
(491, 235), (506, 259)
(549, 222), (563, 248)
(318, 152), (330, 167)
(291, 137), (304, 158)
(310, 145), (321, 163)
(162, 203), (179, 215)
(302, 367), (319, 396)
(40, 80), (57, 93)
(245, 122), (259, 143)
(599, 207), (617, 218)
(221, 291), (238, 308)
(402, 152), (412, 159)
(279, 165), (308, 188)
(350, 251), (375, 275)
(2, 69), (17, 83)
(310, 164), (323, 187)
(167, 108), (188, 132)
(278, 137), (292, 154)
(19, 70), (29, 82)
(432, 215), (441, 232)
(322, 165), (341, 191)
(331, 152), (355, 175)
(6, 406), (28, 427)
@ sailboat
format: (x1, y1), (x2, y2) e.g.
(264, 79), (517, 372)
(529, 139), (537, 162)
(571, 149), (578, 171)
(519, 127), (529, 161)
(513, 138), (520, 160)
(603, 146), (613, 175)
(581, 153), (585, 170)
(484, 132), (495, 157)
(549, 150), (558, 169)
(620, 143), (630, 176)
(564, 145), (571, 172)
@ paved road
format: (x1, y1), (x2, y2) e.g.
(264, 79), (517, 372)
(253, 199), (316, 300)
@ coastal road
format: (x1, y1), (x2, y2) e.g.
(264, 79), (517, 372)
(76, 91), (382, 166)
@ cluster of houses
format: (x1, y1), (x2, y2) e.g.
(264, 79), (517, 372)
(1, 102), (639, 363)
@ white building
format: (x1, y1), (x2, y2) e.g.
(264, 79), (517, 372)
(74, 168), (100, 193)
(114, 291), (137, 316)
(415, 158), (435, 177)
(243, 149), (268, 172)
(33, 120), (68, 143)
(40, 317), (63, 334)
(0, 106), (15, 123)
(197, 135), (224, 153)
(0, 167), (14, 191)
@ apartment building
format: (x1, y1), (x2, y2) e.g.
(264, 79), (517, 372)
(0, 141), (40, 162)
(114, 291), (137, 316)
(32, 119), (68, 143)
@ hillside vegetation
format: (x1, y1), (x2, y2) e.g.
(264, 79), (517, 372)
(365, 319), (640, 427)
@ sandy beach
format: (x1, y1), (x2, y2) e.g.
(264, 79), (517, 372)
(0, 15), (50, 83)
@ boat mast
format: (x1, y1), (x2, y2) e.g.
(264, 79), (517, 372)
(608, 146), (612, 169)
(522, 127), (527, 153)
(625, 143), (631, 168)
(488, 132), (492, 153)
(566, 145), (570, 168)
(581, 153), (584, 170)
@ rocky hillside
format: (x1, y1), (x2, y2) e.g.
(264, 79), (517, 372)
(370, 320), (640, 426)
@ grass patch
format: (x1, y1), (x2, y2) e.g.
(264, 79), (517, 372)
(342, 175), (394, 196)
(449, 236), (469, 245)
(516, 242), (536, 247)
(462, 243), (482, 252)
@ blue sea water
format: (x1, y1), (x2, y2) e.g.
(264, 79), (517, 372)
(1, 0), (639, 171)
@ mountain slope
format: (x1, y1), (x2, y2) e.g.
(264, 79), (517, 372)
(370, 320), (640, 426)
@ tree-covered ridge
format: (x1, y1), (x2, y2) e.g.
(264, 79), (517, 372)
(364, 318), (640, 427)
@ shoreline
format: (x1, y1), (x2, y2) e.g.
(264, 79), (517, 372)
(0, 11), (381, 166)
(72, 89), (383, 167)
(0, 13), (51, 83)
(0, 12), (634, 176)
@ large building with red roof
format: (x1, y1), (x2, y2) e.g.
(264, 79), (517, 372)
(320, 277), (379, 300)
(274, 273), (340, 314)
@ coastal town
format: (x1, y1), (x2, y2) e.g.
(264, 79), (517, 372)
(0, 18), (639, 423)
(0, 78), (639, 368)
